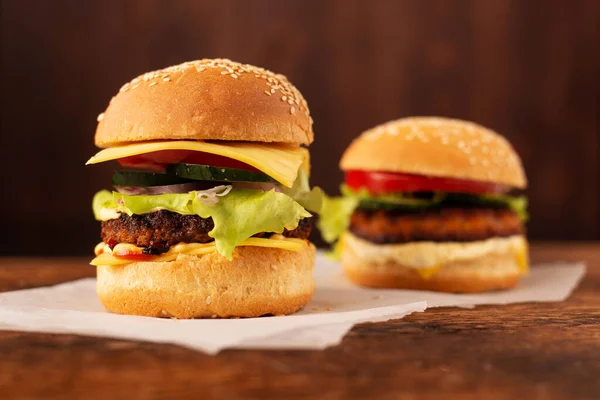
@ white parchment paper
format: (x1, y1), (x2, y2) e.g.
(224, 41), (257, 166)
(0, 252), (585, 354)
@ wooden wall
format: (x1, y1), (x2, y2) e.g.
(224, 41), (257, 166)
(1, 0), (598, 255)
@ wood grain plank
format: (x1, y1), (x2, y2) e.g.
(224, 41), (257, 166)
(0, 244), (598, 399)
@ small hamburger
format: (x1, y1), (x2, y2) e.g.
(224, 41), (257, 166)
(319, 117), (528, 293)
(87, 59), (322, 318)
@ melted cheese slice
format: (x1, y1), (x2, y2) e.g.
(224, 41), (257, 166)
(86, 141), (309, 188)
(91, 236), (307, 266)
(344, 232), (528, 279)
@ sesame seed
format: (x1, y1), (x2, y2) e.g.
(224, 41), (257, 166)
(206, 296), (212, 305)
(281, 96), (287, 101)
(271, 265), (278, 270)
(97, 113), (104, 122)
(116, 58), (312, 125)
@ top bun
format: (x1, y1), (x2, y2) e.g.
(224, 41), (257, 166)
(340, 117), (527, 189)
(95, 59), (313, 147)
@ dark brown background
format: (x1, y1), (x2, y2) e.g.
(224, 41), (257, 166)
(1, 0), (599, 256)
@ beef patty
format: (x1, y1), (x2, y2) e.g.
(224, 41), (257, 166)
(101, 210), (312, 253)
(349, 207), (523, 244)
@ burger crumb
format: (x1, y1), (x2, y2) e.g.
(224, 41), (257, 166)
(325, 307), (332, 311)
(373, 295), (382, 300)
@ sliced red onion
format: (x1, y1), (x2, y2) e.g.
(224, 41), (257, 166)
(114, 182), (215, 195)
(231, 182), (281, 192)
(114, 181), (281, 197)
(196, 185), (233, 205)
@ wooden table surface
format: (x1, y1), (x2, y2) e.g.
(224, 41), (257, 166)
(1, 243), (599, 400)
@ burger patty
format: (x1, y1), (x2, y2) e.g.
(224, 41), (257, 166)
(349, 207), (523, 244)
(101, 210), (313, 253)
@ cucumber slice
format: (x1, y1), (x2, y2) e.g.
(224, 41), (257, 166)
(112, 171), (191, 187)
(170, 164), (277, 183)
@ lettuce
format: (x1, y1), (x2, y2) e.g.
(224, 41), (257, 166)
(478, 194), (529, 222)
(317, 195), (359, 244)
(92, 188), (311, 260)
(92, 190), (115, 220)
(281, 168), (324, 213)
(191, 189), (311, 258)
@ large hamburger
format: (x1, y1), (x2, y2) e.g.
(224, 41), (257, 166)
(87, 59), (322, 318)
(319, 117), (528, 293)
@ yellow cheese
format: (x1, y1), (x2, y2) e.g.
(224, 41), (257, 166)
(90, 236), (307, 266)
(86, 141), (309, 187)
(415, 264), (444, 279)
(515, 241), (529, 274)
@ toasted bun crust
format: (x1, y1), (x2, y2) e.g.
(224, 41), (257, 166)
(343, 251), (521, 293)
(95, 59), (313, 147)
(97, 244), (316, 318)
(340, 117), (527, 189)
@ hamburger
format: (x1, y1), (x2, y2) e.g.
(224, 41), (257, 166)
(87, 59), (322, 318)
(319, 117), (528, 293)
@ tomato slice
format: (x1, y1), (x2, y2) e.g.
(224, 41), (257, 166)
(111, 247), (157, 261)
(345, 170), (508, 195)
(118, 150), (260, 172)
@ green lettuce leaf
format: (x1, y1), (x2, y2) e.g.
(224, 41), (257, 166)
(191, 189), (311, 258)
(478, 194), (529, 222)
(281, 168), (324, 213)
(92, 188), (311, 260)
(317, 195), (359, 244)
(92, 190), (114, 220)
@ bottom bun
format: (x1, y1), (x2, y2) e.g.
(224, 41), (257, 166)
(342, 235), (527, 293)
(97, 244), (316, 318)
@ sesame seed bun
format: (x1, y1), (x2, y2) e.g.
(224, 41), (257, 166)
(96, 244), (316, 318)
(340, 117), (527, 189)
(95, 59), (313, 148)
(341, 233), (528, 293)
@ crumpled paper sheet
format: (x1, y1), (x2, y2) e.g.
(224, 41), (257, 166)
(0, 253), (585, 354)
